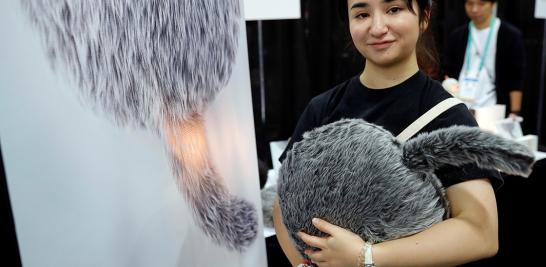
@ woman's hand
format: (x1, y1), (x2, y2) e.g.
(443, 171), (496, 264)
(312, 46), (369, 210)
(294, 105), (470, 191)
(298, 218), (365, 267)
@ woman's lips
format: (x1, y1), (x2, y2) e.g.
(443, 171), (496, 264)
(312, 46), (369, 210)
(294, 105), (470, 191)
(369, 40), (395, 50)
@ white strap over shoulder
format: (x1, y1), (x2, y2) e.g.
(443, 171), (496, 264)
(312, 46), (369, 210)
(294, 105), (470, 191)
(396, 98), (464, 142)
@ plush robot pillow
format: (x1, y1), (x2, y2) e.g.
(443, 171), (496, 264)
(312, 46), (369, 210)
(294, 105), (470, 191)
(278, 119), (535, 254)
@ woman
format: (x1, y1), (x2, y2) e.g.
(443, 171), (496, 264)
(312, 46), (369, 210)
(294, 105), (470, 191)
(272, 0), (502, 266)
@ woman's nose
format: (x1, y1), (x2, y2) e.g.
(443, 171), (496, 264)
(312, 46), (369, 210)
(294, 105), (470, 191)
(370, 14), (388, 37)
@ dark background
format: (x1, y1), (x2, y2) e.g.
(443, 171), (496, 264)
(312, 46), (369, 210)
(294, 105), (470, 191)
(2, 0), (545, 266)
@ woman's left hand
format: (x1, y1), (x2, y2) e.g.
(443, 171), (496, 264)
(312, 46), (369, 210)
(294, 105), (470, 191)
(298, 218), (365, 267)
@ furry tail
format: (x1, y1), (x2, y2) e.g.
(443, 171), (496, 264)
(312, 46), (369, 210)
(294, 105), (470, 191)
(402, 126), (535, 177)
(164, 115), (258, 251)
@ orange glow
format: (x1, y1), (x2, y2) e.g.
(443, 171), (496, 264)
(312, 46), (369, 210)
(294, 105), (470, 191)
(164, 117), (209, 171)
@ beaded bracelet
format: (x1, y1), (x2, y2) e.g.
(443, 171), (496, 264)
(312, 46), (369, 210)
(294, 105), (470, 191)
(357, 243), (366, 267)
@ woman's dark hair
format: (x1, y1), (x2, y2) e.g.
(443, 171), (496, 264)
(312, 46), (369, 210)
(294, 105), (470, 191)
(337, 0), (440, 78)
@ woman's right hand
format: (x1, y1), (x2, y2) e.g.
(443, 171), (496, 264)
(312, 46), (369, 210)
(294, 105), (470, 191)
(299, 218), (365, 267)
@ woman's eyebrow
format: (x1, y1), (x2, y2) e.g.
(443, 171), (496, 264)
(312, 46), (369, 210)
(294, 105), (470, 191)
(351, 0), (399, 10)
(350, 1), (369, 10)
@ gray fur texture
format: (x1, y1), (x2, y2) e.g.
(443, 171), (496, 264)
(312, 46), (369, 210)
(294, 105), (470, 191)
(21, 0), (239, 129)
(278, 119), (534, 254)
(261, 183), (277, 228)
(403, 125), (535, 177)
(22, 0), (257, 251)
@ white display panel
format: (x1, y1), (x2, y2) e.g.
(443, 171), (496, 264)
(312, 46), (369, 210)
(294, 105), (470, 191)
(536, 0), (546, 19)
(0, 1), (266, 266)
(244, 0), (301, 20)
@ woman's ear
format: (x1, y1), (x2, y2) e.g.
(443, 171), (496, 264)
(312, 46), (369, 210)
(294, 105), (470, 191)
(402, 126), (535, 177)
(420, 9), (431, 33)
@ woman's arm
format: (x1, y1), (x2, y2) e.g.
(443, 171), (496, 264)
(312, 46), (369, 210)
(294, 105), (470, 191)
(372, 178), (498, 266)
(509, 90), (522, 115)
(273, 197), (305, 266)
(300, 178), (498, 267)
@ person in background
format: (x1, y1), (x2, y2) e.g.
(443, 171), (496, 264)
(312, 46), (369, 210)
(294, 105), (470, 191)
(272, 0), (502, 266)
(443, 0), (525, 116)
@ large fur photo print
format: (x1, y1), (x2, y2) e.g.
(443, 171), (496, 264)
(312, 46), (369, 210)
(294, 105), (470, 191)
(0, 0), (265, 266)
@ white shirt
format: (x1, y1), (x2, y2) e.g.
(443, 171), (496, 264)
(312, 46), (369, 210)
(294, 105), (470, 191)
(458, 17), (501, 109)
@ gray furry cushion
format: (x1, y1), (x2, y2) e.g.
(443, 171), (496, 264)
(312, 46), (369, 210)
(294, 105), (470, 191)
(278, 119), (534, 254)
(261, 183), (278, 228)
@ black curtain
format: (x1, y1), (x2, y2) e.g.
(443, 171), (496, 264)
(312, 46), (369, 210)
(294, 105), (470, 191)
(496, 0), (545, 146)
(0, 144), (22, 267)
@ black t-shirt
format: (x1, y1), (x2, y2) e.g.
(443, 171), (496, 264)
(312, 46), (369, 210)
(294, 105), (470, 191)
(280, 71), (503, 189)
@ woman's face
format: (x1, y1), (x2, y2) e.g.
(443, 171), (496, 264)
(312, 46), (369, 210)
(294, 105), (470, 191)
(347, 0), (422, 67)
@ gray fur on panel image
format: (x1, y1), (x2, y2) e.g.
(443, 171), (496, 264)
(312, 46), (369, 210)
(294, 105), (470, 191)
(278, 119), (534, 254)
(21, 0), (239, 129)
(21, 0), (257, 251)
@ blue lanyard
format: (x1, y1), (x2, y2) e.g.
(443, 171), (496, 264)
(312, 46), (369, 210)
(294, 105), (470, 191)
(464, 18), (496, 75)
